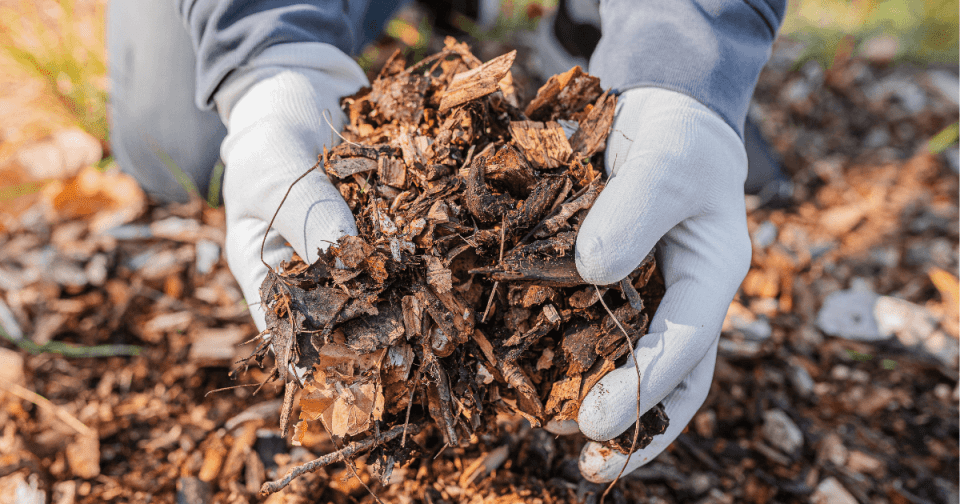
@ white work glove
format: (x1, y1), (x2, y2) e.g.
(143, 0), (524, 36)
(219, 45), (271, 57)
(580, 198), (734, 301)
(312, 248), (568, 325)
(216, 44), (369, 331)
(550, 87), (752, 482)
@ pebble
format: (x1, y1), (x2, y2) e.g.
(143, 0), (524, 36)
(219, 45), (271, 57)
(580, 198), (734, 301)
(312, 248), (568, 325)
(696, 488), (733, 504)
(0, 472), (45, 504)
(84, 253), (109, 287)
(52, 480), (77, 504)
(0, 298), (24, 341)
(782, 79), (813, 107)
(849, 369), (870, 383)
(188, 326), (248, 363)
(65, 434), (100, 479)
(920, 331), (959, 368)
(787, 361), (814, 397)
(0, 347), (25, 385)
(934, 383), (952, 401)
(812, 477), (858, 504)
(762, 409), (803, 454)
(151, 216), (202, 241)
(751, 221), (778, 249)
(863, 127), (891, 150)
(798, 325), (824, 347)
(831, 365), (851, 381)
(176, 477), (210, 504)
(800, 60), (824, 86)
(847, 450), (884, 476)
(927, 69), (960, 107)
(868, 246), (899, 269)
(718, 336), (762, 358)
(943, 146), (959, 174)
(874, 296), (937, 345)
(861, 35), (899, 63)
(726, 306), (773, 342)
(818, 432), (848, 466)
(683, 473), (714, 497)
(103, 224), (152, 240)
(195, 240), (221, 275)
(15, 129), (102, 180)
(816, 289), (883, 340)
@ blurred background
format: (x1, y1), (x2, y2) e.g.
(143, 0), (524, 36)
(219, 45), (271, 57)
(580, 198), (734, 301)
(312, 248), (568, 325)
(0, 1), (956, 503)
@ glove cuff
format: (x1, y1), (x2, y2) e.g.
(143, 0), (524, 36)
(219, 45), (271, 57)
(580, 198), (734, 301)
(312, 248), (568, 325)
(214, 42), (369, 125)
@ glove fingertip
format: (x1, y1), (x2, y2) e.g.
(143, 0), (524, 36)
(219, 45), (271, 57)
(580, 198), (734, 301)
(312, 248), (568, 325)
(575, 231), (624, 285)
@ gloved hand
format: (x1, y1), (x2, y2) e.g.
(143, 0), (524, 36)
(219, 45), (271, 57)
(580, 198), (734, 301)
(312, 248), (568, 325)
(215, 45), (369, 331)
(548, 87), (752, 482)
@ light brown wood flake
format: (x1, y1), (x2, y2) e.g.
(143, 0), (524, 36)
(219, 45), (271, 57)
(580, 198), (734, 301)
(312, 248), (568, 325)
(439, 50), (517, 112)
(509, 121), (573, 170)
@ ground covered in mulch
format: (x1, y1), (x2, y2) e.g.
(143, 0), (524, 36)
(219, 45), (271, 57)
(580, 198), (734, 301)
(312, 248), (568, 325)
(0, 33), (957, 504)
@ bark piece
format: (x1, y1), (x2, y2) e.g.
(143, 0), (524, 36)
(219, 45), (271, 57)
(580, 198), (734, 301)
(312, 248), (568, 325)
(509, 121), (573, 170)
(569, 91), (618, 158)
(524, 66), (603, 121)
(439, 50), (517, 112)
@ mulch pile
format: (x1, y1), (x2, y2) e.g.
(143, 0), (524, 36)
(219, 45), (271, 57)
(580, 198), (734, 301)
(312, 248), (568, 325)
(0, 35), (956, 504)
(251, 39), (666, 492)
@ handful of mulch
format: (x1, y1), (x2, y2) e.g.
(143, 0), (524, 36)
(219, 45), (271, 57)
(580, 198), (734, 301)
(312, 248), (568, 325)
(247, 39), (668, 493)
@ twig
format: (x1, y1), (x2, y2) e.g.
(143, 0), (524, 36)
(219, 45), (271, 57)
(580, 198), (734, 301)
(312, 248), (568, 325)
(1, 381), (95, 438)
(261, 160), (321, 269)
(481, 216), (507, 323)
(322, 109), (365, 148)
(594, 285), (643, 504)
(337, 437), (384, 504)
(421, 343), (459, 446)
(401, 49), (457, 76)
(402, 369), (422, 448)
(280, 380), (298, 438)
(260, 424), (419, 496)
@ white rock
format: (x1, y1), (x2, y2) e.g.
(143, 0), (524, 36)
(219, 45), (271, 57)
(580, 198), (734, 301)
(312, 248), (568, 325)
(874, 296), (937, 346)
(15, 128), (101, 180)
(195, 240), (221, 275)
(762, 409), (803, 454)
(788, 361), (815, 397)
(752, 221), (778, 249)
(0, 298), (23, 341)
(927, 69), (959, 106)
(53, 128), (102, 176)
(812, 477), (858, 504)
(0, 472), (45, 504)
(15, 141), (63, 179)
(861, 35), (899, 63)
(816, 290), (883, 340)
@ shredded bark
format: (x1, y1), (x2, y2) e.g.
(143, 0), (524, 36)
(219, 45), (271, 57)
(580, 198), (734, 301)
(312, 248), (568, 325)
(251, 40), (666, 493)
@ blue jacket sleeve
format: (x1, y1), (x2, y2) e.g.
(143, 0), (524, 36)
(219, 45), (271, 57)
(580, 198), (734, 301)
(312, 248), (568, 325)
(589, 0), (787, 139)
(176, 0), (360, 111)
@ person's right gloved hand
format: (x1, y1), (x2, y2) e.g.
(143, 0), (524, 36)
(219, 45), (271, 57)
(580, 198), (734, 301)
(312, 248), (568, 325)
(214, 45), (369, 333)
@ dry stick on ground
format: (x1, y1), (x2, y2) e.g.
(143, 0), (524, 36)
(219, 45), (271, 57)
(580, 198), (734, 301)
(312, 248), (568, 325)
(594, 284), (644, 504)
(260, 424), (421, 496)
(1, 381), (96, 438)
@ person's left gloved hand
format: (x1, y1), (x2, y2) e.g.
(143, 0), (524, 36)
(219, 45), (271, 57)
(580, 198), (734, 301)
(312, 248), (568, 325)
(214, 46), (369, 333)
(546, 87), (752, 482)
